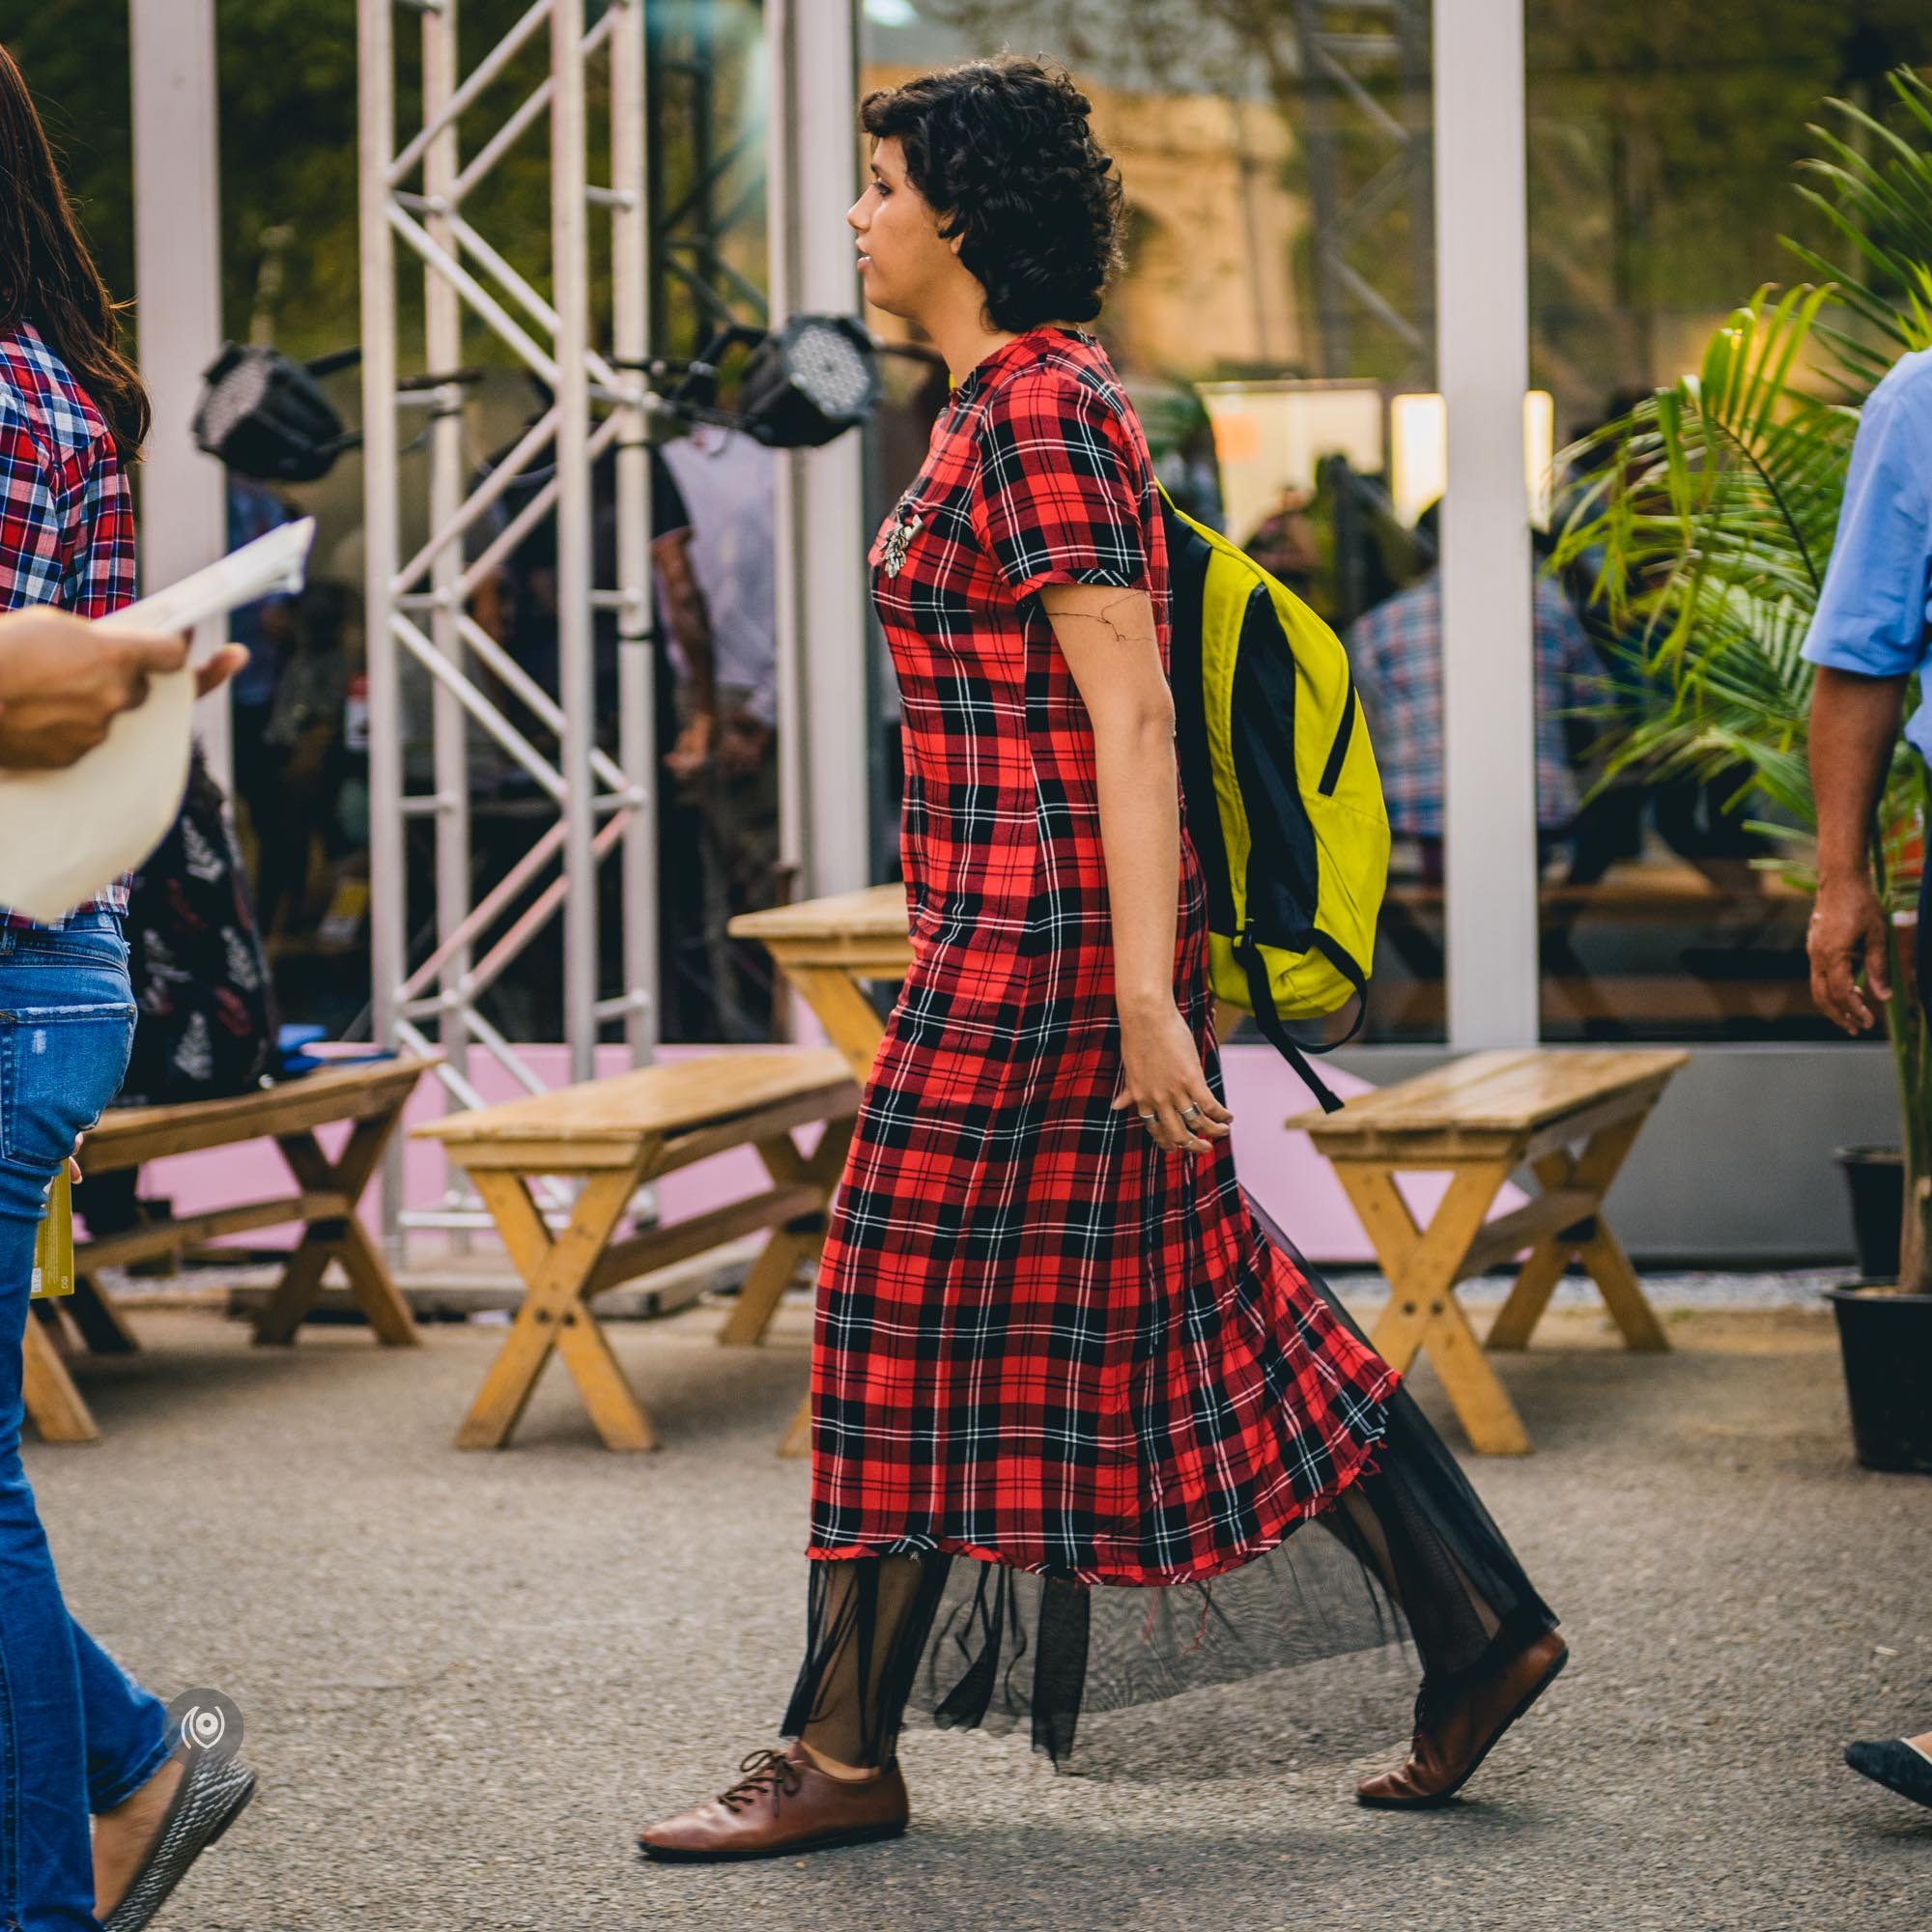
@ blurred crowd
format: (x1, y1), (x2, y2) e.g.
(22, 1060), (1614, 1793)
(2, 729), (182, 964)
(213, 413), (786, 1048)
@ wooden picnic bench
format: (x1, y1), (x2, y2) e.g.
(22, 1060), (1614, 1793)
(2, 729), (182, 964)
(1289, 1047), (1689, 1455)
(415, 1048), (861, 1452)
(26, 1056), (435, 1444)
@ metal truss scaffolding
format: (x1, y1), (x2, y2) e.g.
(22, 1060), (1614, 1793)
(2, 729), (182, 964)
(357, 0), (655, 1248)
(1291, 0), (1435, 383)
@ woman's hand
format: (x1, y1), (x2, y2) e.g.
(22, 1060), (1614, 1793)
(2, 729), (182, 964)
(1111, 998), (1233, 1153)
(0, 613), (249, 769)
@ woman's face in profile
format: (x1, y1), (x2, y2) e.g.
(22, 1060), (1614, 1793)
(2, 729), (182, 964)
(848, 136), (957, 322)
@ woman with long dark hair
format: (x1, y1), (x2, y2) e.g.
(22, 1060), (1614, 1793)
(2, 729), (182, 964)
(0, 44), (253, 1931)
(638, 56), (1565, 1863)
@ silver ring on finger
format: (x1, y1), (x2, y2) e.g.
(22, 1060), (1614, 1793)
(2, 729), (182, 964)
(1180, 1104), (1202, 1121)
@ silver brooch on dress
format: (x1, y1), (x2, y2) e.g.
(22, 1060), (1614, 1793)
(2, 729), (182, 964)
(882, 506), (924, 579)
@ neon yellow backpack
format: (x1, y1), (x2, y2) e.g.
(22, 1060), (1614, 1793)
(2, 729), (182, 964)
(1159, 487), (1389, 1114)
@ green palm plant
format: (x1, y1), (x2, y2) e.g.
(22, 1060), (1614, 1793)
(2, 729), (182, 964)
(1552, 71), (1932, 1293)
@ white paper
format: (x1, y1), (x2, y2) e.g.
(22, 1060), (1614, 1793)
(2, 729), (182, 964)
(0, 518), (315, 923)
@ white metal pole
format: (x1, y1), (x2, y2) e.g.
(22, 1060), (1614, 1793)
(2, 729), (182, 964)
(357, 0), (409, 1246)
(552, 0), (598, 1086)
(611, 0), (657, 1070)
(1434, 0), (1539, 1049)
(128, 0), (232, 787)
(765, 0), (808, 904)
(772, 0), (869, 898)
(423, 0), (474, 1151)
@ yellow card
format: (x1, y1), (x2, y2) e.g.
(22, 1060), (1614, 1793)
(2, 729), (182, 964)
(30, 1169), (74, 1301)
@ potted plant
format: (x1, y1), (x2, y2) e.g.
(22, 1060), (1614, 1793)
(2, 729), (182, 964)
(1553, 70), (1932, 1471)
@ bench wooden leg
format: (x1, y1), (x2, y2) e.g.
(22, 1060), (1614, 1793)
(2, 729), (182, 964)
(1577, 1220), (1669, 1352)
(65, 1273), (141, 1355)
(718, 1115), (854, 1349)
(778, 1391), (812, 1460)
(1336, 1160), (1534, 1456)
(22, 1314), (98, 1443)
(1485, 1151), (1584, 1353)
(255, 1112), (419, 1347)
(775, 962), (886, 1085)
(459, 1166), (657, 1451)
(1487, 1114), (1667, 1353)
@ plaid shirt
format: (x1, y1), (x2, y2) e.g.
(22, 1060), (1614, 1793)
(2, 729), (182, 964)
(0, 321), (138, 927)
(1347, 570), (1598, 839)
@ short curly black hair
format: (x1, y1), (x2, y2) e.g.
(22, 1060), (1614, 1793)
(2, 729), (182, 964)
(860, 56), (1124, 333)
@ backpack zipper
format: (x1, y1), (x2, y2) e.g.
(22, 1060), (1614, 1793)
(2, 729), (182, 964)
(1317, 682), (1357, 798)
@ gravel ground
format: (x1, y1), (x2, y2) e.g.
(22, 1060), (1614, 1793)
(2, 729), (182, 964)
(28, 1288), (1930, 1932)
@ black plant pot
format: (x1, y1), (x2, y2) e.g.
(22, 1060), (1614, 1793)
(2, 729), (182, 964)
(1834, 1145), (1904, 1281)
(1827, 1282), (1932, 1474)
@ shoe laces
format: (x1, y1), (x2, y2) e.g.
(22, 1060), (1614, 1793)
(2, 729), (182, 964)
(719, 1747), (803, 1814)
(1411, 1678), (1444, 1740)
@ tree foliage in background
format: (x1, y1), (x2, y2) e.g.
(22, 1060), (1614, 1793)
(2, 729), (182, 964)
(14, 0), (1932, 407)
(923, 1), (1932, 413)
(5, 0), (757, 369)
(1552, 70), (1932, 1290)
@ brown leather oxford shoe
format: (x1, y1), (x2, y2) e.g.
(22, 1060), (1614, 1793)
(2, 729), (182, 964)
(637, 1742), (909, 1863)
(1357, 1630), (1568, 1809)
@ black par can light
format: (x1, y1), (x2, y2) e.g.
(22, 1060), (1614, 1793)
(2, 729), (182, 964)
(734, 315), (881, 448)
(192, 342), (361, 483)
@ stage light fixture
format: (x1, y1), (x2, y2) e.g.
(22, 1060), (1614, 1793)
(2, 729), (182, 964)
(191, 343), (362, 484)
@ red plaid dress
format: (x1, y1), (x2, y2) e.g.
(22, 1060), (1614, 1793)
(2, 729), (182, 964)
(808, 328), (1397, 1587)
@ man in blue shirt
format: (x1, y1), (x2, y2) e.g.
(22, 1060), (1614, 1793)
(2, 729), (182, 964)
(1802, 347), (1932, 1815)
(1802, 347), (1932, 1035)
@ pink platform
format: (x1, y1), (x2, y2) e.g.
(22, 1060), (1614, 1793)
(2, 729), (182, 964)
(129, 1025), (1519, 1268)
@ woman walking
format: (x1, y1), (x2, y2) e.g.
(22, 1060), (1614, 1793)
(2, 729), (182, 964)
(639, 57), (1564, 1861)
(0, 47), (254, 1930)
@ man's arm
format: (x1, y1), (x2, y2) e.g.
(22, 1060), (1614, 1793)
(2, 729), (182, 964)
(1807, 665), (1908, 1033)
(654, 527), (718, 779)
(1797, 371), (1932, 1034)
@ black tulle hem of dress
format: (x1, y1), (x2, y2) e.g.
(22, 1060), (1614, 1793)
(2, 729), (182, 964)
(781, 1224), (1558, 1774)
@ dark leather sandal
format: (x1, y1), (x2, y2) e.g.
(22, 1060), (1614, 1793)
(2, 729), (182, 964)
(101, 1747), (257, 1932)
(1845, 1738), (1932, 1810)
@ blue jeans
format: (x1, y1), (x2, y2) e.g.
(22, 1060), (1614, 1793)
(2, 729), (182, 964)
(0, 913), (169, 1931)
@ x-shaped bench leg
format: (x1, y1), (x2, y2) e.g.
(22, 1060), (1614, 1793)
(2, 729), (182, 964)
(22, 1310), (98, 1442)
(458, 1165), (658, 1451)
(717, 1115), (855, 1348)
(1487, 1114), (1668, 1354)
(254, 1110), (419, 1347)
(1334, 1160), (1533, 1456)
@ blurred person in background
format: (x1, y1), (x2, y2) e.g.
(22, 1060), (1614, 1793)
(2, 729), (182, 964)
(1797, 346), (1932, 1814)
(1241, 477), (1322, 601)
(252, 578), (355, 940)
(0, 44), (255, 1930)
(658, 421), (783, 1038)
(220, 472), (298, 893)
(469, 399), (723, 1037)
(1348, 497), (1600, 885)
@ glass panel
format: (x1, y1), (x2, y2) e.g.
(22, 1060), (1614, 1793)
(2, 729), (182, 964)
(1528, 8), (1932, 1041)
(17, 7), (777, 1046)
(857, 0), (1444, 1039)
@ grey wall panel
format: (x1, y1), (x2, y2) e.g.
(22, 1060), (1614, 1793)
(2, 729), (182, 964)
(1332, 1044), (1902, 1267)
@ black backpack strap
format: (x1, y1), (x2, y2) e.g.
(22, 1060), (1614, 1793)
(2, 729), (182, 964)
(1235, 933), (1369, 1117)
(1307, 931), (1370, 1051)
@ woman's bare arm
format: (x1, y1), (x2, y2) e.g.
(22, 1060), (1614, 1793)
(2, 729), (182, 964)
(1039, 582), (1232, 1151)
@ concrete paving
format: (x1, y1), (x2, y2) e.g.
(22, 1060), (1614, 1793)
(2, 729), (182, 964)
(26, 1288), (1929, 1932)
